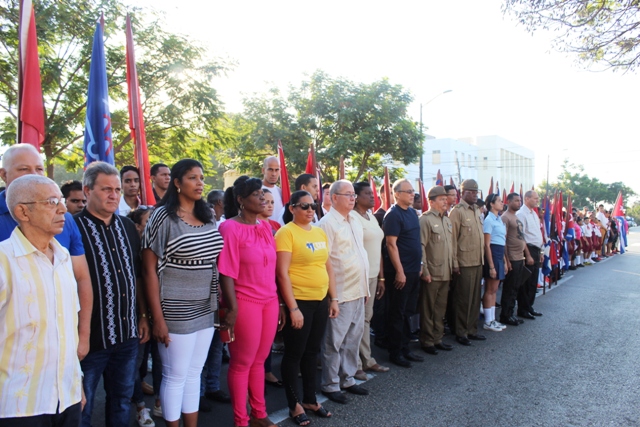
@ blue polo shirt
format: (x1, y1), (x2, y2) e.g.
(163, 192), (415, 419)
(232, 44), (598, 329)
(0, 190), (85, 255)
(382, 204), (422, 274)
(483, 211), (506, 246)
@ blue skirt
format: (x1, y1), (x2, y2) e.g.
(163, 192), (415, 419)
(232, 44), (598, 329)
(483, 244), (505, 280)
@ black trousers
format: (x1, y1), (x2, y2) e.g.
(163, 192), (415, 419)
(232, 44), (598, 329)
(384, 270), (420, 358)
(518, 245), (540, 314)
(280, 297), (329, 410)
(501, 259), (524, 318)
(0, 402), (81, 427)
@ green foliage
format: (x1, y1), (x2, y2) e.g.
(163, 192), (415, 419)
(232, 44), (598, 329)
(537, 160), (635, 207)
(0, 0), (231, 175)
(219, 70), (422, 184)
(503, 0), (640, 71)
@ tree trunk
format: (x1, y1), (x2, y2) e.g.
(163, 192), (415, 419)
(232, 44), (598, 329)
(354, 152), (370, 183)
(43, 140), (54, 178)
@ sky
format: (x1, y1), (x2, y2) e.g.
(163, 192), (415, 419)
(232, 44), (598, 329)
(137, 0), (639, 193)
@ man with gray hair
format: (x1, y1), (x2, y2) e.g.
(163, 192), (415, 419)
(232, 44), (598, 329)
(207, 189), (225, 223)
(0, 175), (83, 426)
(261, 156), (284, 220)
(0, 143), (92, 361)
(318, 180), (370, 403)
(74, 161), (150, 427)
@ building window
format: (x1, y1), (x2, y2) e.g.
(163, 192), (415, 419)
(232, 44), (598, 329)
(432, 150), (441, 165)
(483, 157), (488, 170)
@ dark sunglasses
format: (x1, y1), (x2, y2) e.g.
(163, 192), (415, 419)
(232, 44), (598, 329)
(292, 202), (318, 211)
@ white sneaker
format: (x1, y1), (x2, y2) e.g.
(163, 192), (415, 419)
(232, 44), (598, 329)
(137, 407), (155, 426)
(483, 321), (502, 332)
(493, 320), (507, 330)
(152, 404), (163, 418)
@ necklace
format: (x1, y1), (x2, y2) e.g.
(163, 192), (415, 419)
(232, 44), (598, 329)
(238, 212), (259, 225)
(354, 207), (370, 220)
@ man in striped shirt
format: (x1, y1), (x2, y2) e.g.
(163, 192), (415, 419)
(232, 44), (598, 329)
(74, 162), (149, 427)
(0, 175), (83, 426)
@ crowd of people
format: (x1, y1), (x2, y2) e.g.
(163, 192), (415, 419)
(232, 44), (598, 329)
(0, 145), (625, 427)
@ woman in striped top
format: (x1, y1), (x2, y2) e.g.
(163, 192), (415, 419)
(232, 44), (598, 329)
(142, 159), (223, 427)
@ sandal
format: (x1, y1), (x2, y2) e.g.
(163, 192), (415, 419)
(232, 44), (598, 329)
(302, 404), (332, 418)
(289, 411), (311, 426)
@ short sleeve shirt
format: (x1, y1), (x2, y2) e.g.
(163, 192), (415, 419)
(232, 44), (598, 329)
(275, 222), (329, 301)
(382, 204), (422, 274)
(483, 211), (506, 246)
(501, 210), (526, 261)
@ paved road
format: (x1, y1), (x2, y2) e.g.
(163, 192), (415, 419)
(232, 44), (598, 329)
(93, 229), (640, 426)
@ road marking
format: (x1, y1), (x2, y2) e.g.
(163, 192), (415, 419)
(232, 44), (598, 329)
(612, 269), (640, 277)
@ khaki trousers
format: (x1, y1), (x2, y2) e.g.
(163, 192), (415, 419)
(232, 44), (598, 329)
(454, 265), (482, 338)
(419, 280), (449, 347)
(358, 277), (379, 370)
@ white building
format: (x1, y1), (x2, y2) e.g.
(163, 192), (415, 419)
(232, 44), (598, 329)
(404, 134), (535, 195)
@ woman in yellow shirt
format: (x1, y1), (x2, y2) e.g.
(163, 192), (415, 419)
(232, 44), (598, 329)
(276, 191), (339, 426)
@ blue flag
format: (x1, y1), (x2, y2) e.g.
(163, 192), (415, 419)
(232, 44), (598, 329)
(84, 22), (113, 167)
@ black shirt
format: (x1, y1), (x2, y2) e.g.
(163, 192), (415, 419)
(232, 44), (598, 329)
(382, 204), (421, 274)
(74, 209), (141, 352)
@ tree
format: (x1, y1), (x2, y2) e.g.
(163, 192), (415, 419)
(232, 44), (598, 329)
(503, 0), (640, 71)
(0, 0), (231, 176)
(537, 160), (635, 207)
(219, 70), (422, 183)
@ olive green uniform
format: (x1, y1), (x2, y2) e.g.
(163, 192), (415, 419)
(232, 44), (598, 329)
(419, 208), (453, 347)
(449, 199), (484, 338)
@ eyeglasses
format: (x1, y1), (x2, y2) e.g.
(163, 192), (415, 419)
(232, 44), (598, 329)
(22, 197), (64, 207)
(335, 193), (356, 199)
(396, 190), (415, 195)
(292, 202), (318, 210)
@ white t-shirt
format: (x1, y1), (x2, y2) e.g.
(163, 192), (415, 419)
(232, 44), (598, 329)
(596, 211), (608, 229)
(262, 185), (283, 221)
(119, 196), (137, 217)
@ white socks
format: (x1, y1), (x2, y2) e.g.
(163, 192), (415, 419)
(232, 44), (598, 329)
(484, 306), (495, 323)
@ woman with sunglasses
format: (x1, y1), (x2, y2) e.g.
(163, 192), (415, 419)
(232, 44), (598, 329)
(482, 193), (508, 332)
(218, 176), (279, 427)
(276, 190), (338, 426)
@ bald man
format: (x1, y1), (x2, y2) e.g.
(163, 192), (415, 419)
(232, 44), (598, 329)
(262, 156), (284, 220)
(0, 144), (93, 361)
(0, 175), (83, 426)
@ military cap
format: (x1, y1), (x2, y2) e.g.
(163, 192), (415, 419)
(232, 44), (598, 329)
(460, 179), (478, 191)
(428, 186), (447, 200)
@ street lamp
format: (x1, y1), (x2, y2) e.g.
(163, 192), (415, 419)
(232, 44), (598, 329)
(419, 89), (453, 183)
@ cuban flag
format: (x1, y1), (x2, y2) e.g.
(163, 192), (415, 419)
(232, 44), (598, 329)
(83, 21), (113, 166)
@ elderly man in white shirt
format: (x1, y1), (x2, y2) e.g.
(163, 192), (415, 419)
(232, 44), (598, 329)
(515, 190), (544, 319)
(318, 180), (370, 404)
(0, 175), (83, 427)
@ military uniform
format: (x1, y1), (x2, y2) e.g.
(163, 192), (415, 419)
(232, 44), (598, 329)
(449, 192), (484, 339)
(419, 206), (453, 348)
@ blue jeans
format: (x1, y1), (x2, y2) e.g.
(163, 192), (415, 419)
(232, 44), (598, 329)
(81, 338), (139, 427)
(200, 329), (223, 395)
(132, 339), (163, 404)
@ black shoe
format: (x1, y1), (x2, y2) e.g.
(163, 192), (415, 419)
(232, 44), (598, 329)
(205, 389), (231, 403)
(409, 333), (419, 343)
(518, 311), (535, 319)
(435, 342), (454, 351)
(530, 310), (543, 316)
(468, 334), (486, 341)
(500, 316), (520, 326)
(389, 354), (412, 368)
(495, 302), (501, 308)
(199, 396), (212, 412)
(456, 336), (471, 346)
(403, 352), (424, 362)
(343, 384), (369, 395)
(517, 318), (524, 324)
(422, 346), (438, 355)
(322, 390), (348, 404)
(569, 266), (577, 270)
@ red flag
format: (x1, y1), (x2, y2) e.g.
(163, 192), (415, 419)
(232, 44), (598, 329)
(420, 179), (428, 212)
(18, 0), (45, 149)
(126, 15), (154, 206)
(519, 183), (523, 201)
(305, 143), (316, 175)
(369, 172), (381, 212)
(566, 195), (574, 229)
(436, 169), (443, 186)
(277, 140), (291, 204)
(383, 167), (391, 210)
(509, 182), (514, 194)
(502, 188), (507, 204)
(488, 177), (494, 196)
(612, 191), (624, 217)
(339, 156), (345, 180)
(555, 191), (564, 241)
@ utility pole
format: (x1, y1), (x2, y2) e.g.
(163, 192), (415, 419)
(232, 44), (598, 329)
(419, 103), (423, 182)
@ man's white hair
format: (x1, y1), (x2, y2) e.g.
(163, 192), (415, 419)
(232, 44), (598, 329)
(329, 180), (352, 198)
(1, 143), (41, 169)
(6, 175), (58, 222)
